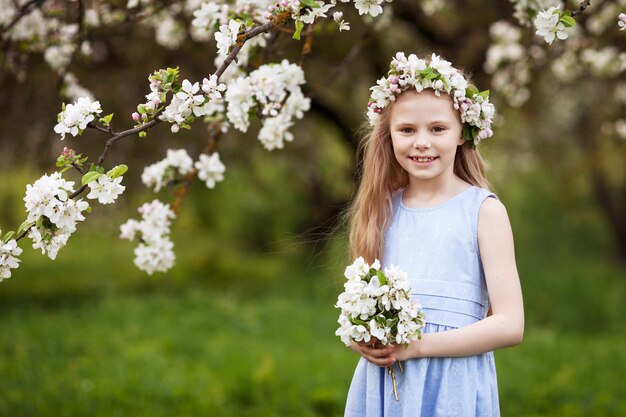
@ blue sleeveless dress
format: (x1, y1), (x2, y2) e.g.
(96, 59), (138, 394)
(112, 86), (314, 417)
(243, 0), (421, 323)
(344, 186), (500, 417)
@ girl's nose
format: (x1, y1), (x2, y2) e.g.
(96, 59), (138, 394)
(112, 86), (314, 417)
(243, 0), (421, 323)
(413, 133), (431, 149)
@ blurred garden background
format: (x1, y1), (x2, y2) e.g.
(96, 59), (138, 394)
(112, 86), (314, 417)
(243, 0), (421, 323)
(1, 0), (625, 416)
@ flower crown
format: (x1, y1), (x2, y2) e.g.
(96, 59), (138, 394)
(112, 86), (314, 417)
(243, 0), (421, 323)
(367, 52), (495, 147)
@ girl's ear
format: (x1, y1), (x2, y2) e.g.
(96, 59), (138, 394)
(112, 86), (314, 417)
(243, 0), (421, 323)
(457, 136), (465, 146)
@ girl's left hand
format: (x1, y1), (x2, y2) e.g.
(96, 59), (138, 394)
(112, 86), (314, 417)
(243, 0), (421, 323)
(388, 342), (418, 362)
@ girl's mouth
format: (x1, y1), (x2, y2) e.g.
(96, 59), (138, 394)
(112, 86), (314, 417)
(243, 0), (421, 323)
(409, 156), (438, 163)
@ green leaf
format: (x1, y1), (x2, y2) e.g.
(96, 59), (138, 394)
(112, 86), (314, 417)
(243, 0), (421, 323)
(3, 231), (15, 242)
(107, 164), (128, 179)
(559, 14), (576, 27)
(300, 0), (320, 8)
(139, 131), (147, 138)
(478, 90), (490, 100)
(56, 159), (65, 167)
(293, 20), (305, 40)
(81, 171), (102, 185)
(376, 270), (387, 286)
(99, 113), (114, 126)
(17, 220), (34, 236)
(350, 317), (368, 326)
(79, 156), (88, 164)
(465, 85), (479, 97)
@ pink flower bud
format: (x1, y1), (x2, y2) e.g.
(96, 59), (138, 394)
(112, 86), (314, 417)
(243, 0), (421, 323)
(132, 112), (140, 122)
(395, 88), (402, 94)
(268, 5), (275, 11)
(461, 103), (469, 112)
(151, 96), (161, 105)
(171, 124), (180, 133)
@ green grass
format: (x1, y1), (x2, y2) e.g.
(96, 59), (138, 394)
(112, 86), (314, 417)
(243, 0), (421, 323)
(1, 167), (626, 416)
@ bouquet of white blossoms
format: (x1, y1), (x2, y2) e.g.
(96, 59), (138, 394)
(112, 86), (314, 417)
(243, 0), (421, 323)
(335, 257), (425, 400)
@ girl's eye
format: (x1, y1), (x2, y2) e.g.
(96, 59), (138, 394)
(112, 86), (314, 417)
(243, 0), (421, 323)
(400, 127), (414, 134)
(432, 126), (445, 133)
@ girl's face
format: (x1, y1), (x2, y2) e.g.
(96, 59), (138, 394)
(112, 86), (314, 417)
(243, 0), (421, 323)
(389, 90), (464, 187)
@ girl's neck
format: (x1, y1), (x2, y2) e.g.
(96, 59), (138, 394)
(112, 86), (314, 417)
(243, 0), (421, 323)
(403, 175), (471, 207)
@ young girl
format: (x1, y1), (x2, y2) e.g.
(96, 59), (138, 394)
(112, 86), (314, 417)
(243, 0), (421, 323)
(342, 52), (524, 416)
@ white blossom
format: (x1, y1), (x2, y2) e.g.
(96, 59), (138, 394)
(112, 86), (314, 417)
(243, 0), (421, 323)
(142, 149), (194, 192)
(54, 97), (103, 139)
(354, 0), (384, 17)
(120, 200), (176, 275)
(194, 152), (225, 189)
(534, 7), (568, 45)
(0, 239), (22, 282)
(335, 257), (424, 347)
(201, 74), (227, 100)
(154, 13), (186, 49)
(214, 19), (241, 58)
(87, 175), (126, 204)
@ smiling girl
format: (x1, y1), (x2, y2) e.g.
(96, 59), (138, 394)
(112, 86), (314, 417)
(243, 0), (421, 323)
(342, 53), (524, 417)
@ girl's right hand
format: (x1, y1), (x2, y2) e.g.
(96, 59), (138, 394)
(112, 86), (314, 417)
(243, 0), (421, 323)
(350, 339), (396, 367)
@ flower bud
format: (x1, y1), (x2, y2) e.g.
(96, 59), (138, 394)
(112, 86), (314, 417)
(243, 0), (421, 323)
(132, 112), (140, 122)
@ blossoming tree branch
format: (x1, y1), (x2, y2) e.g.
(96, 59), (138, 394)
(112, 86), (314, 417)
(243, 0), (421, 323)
(1, 0), (624, 280)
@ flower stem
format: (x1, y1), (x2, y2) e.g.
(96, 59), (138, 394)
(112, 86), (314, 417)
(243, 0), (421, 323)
(387, 365), (399, 401)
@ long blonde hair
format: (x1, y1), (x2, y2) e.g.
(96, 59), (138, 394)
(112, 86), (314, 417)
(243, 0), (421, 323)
(345, 92), (491, 264)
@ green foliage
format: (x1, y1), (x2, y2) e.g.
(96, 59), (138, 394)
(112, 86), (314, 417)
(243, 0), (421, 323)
(107, 164), (128, 179)
(81, 171), (102, 185)
(293, 20), (305, 40)
(559, 12), (576, 28)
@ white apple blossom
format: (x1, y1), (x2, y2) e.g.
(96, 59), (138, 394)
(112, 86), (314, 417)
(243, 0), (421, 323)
(300, 1), (333, 24)
(142, 149), (194, 192)
(62, 73), (95, 101)
(23, 172), (89, 259)
(194, 152), (225, 189)
(214, 19), (241, 58)
(333, 11), (351, 31)
(335, 257), (424, 347)
(54, 97), (103, 140)
(619, 13), (626, 30)
(0, 239), (22, 281)
(120, 199), (176, 274)
(534, 7), (568, 45)
(0, 0), (16, 27)
(153, 13), (186, 50)
(28, 226), (71, 260)
(354, 0), (384, 17)
(87, 175), (126, 204)
(225, 60), (310, 149)
(201, 75), (227, 100)
(159, 79), (212, 132)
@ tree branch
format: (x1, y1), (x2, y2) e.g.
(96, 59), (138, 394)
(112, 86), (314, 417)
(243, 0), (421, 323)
(571, 0), (591, 17)
(0, 0), (47, 37)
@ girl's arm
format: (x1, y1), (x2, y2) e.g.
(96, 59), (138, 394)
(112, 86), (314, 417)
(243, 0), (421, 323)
(359, 197), (525, 367)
